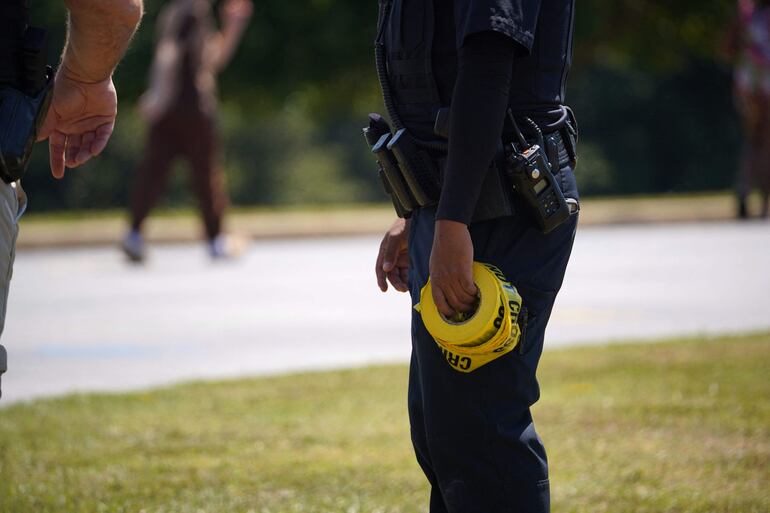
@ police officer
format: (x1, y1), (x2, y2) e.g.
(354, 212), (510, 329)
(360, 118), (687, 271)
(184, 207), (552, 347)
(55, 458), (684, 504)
(373, 0), (578, 511)
(0, 0), (144, 397)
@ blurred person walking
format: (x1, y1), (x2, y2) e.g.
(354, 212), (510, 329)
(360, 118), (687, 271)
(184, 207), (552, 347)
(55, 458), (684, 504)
(122, 0), (253, 262)
(727, 0), (770, 219)
(0, 0), (143, 396)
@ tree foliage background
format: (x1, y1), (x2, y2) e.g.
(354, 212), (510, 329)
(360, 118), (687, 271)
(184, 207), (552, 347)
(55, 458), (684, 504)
(22, 0), (740, 211)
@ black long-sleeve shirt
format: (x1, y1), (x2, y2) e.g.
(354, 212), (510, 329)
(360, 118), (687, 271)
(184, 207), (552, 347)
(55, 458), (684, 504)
(427, 0), (576, 224)
(436, 31), (516, 224)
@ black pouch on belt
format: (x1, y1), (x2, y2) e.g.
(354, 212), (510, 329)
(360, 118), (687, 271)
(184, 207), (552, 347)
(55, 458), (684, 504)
(386, 128), (441, 207)
(0, 26), (53, 184)
(363, 113), (417, 218)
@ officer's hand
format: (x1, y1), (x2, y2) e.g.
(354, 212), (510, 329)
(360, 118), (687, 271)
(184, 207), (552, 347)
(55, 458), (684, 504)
(429, 219), (478, 318)
(37, 67), (118, 179)
(376, 218), (410, 293)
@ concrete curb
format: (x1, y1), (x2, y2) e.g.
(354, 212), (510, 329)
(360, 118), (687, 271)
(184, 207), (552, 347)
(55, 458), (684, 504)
(15, 194), (750, 249)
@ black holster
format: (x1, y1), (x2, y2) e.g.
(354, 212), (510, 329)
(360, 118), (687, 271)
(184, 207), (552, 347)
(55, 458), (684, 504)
(0, 25), (53, 184)
(363, 112), (514, 222)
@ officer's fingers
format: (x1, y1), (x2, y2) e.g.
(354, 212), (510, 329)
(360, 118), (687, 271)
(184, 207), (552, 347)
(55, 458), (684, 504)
(376, 271), (389, 292)
(387, 269), (408, 292)
(375, 244), (389, 292)
(431, 284), (454, 318)
(375, 262), (388, 292)
(57, 115), (115, 138)
(444, 279), (477, 313)
(381, 235), (400, 272)
(399, 266), (409, 288)
(74, 131), (96, 166)
(48, 131), (67, 179)
(459, 272), (478, 297)
(90, 120), (115, 157)
(450, 269), (478, 304)
(65, 132), (82, 168)
(396, 250), (409, 268)
(400, 268), (410, 290)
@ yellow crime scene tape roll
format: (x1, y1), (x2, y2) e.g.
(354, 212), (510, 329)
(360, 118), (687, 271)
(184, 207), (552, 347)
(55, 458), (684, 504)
(415, 262), (523, 373)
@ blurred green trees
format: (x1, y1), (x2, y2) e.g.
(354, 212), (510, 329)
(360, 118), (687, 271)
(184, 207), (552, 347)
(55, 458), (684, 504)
(23, 0), (740, 211)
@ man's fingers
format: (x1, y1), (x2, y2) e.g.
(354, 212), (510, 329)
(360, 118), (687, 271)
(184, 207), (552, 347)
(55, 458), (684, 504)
(445, 284), (476, 313)
(65, 132), (82, 167)
(399, 267), (409, 287)
(75, 131), (96, 165)
(48, 131), (67, 179)
(61, 115), (116, 137)
(433, 276), (477, 314)
(376, 266), (389, 292)
(396, 250), (409, 268)
(90, 121), (115, 156)
(432, 285), (454, 318)
(63, 120), (115, 168)
(376, 242), (389, 292)
(387, 269), (408, 292)
(377, 220), (409, 293)
(381, 235), (399, 272)
(460, 274), (478, 297)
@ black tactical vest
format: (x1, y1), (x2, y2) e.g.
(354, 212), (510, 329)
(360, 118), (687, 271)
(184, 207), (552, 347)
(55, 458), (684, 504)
(0, 0), (29, 88)
(380, 0), (445, 142)
(380, 0), (577, 132)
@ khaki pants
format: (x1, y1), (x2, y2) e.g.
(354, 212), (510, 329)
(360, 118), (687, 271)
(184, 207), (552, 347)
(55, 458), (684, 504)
(0, 181), (26, 337)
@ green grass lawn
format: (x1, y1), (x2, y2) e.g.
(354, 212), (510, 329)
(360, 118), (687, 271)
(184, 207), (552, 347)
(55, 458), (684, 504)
(1, 333), (768, 513)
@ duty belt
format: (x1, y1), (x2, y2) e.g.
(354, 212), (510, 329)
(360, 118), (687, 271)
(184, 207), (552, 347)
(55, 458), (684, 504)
(364, 111), (577, 222)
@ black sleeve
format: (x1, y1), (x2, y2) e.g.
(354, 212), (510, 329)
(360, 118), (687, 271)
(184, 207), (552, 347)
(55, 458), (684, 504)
(454, 0), (541, 52)
(435, 31), (516, 225)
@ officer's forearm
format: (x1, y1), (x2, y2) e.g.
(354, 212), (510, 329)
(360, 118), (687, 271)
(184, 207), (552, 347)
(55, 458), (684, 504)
(62, 0), (144, 82)
(436, 31), (516, 225)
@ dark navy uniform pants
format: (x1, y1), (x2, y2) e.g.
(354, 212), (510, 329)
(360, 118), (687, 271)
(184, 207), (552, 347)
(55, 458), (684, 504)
(406, 165), (579, 513)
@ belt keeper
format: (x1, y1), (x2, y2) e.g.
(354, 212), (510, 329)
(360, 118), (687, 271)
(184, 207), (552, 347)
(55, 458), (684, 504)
(560, 127), (578, 165)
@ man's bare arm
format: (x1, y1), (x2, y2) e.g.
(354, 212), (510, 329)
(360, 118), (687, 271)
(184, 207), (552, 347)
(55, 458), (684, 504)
(38, 0), (143, 178)
(208, 0), (253, 73)
(63, 0), (144, 82)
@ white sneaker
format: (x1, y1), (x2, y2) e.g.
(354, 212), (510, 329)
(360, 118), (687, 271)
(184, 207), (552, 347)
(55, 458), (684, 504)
(122, 230), (145, 263)
(208, 233), (247, 260)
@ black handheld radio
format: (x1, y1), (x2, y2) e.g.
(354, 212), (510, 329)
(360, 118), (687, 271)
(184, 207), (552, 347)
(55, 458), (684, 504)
(505, 114), (570, 234)
(0, 26), (54, 184)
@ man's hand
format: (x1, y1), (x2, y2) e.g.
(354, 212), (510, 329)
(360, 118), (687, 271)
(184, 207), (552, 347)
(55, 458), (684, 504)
(34, 0), (143, 178)
(429, 219), (478, 318)
(37, 68), (118, 179)
(221, 0), (254, 27)
(376, 218), (410, 293)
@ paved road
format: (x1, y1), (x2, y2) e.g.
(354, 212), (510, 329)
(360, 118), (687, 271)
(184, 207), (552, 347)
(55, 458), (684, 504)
(2, 221), (769, 405)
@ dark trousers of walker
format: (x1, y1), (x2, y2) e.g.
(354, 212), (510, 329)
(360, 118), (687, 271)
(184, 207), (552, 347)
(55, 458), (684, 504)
(407, 163), (579, 513)
(129, 112), (228, 241)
